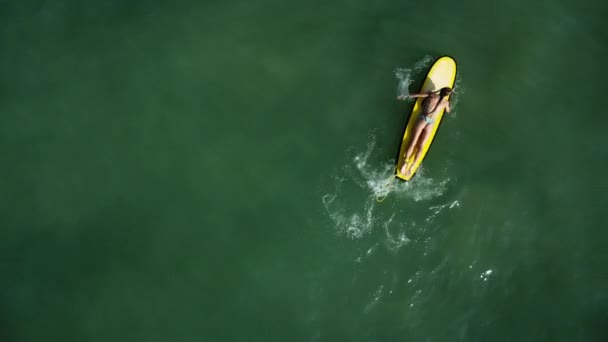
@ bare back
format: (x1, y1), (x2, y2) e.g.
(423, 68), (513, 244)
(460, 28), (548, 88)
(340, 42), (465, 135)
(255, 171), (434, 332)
(421, 93), (449, 118)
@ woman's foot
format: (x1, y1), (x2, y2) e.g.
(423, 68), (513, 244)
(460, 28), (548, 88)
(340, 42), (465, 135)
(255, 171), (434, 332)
(400, 162), (408, 175)
(404, 167), (414, 178)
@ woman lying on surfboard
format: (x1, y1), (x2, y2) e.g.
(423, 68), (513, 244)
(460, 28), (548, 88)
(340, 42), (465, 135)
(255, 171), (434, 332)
(397, 87), (453, 177)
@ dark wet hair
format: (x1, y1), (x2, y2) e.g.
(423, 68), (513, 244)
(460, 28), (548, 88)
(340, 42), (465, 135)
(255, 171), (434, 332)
(440, 87), (452, 97)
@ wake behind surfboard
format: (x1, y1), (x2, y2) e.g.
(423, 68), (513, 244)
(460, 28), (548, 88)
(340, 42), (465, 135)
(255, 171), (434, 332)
(396, 56), (457, 181)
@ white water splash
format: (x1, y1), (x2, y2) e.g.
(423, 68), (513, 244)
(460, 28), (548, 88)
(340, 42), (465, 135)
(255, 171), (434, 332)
(322, 133), (450, 243)
(350, 135), (450, 202)
(321, 193), (376, 239)
(394, 68), (414, 98)
(394, 55), (433, 98)
(480, 269), (493, 282)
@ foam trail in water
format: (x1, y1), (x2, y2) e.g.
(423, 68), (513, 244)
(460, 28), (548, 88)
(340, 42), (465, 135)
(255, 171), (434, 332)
(322, 133), (450, 244)
(363, 283), (386, 314)
(321, 193), (377, 239)
(384, 214), (410, 251)
(426, 200), (460, 222)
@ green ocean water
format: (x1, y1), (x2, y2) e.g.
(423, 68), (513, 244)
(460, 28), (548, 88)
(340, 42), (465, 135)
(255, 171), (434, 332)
(1, 0), (607, 341)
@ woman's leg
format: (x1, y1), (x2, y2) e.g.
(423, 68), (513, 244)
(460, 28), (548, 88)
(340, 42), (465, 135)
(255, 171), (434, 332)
(400, 120), (426, 174)
(405, 124), (433, 176)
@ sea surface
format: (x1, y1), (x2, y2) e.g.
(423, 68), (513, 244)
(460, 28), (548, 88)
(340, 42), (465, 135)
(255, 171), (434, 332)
(1, 0), (607, 341)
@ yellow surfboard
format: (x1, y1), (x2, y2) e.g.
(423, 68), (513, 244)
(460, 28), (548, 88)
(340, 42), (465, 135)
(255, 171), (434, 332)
(396, 56), (457, 181)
